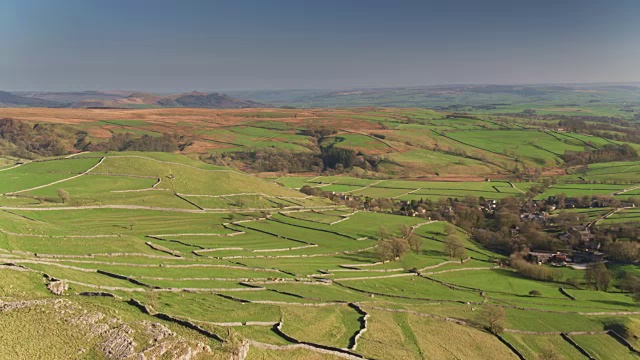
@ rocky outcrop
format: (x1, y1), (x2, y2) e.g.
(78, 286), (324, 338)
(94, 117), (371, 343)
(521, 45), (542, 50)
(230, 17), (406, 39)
(47, 280), (69, 295)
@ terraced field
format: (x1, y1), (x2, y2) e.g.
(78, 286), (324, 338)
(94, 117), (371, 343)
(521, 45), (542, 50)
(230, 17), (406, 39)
(278, 175), (534, 202)
(1, 151), (639, 359)
(537, 160), (640, 201)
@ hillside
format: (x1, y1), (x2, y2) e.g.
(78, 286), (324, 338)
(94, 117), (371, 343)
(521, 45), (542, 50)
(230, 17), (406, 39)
(71, 91), (265, 109)
(230, 83), (640, 119)
(156, 92), (265, 108)
(0, 90), (67, 108)
(0, 148), (639, 359)
(1, 107), (638, 179)
(21, 90), (131, 103)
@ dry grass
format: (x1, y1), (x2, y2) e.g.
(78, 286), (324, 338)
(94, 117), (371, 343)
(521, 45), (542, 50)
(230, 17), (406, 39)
(358, 309), (518, 360)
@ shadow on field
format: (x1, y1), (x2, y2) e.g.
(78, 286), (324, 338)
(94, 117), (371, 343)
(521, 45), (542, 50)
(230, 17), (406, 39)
(422, 250), (446, 257)
(334, 253), (379, 262)
(593, 299), (636, 308)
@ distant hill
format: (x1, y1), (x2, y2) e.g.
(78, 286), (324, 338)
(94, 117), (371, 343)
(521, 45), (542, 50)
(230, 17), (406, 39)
(228, 83), (640, 117)
(21, 90), (130, 104)
(156, 91), (264, 108)
(0, 90), (67, 107)
(70, 91), (265, 109)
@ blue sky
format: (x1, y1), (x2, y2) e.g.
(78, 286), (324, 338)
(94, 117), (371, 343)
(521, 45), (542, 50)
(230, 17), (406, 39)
(2, 0), (639, 91)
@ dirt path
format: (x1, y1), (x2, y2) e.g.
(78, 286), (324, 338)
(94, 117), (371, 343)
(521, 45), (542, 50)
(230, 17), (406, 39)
(0, 162), (28, 172)
(591, 206), (634, 227)
(346, 180), (385, 194)
(612, 184), (640, 196)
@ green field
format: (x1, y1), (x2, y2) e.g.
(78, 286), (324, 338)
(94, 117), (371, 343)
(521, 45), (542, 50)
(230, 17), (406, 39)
(1, 104), (640, 359)
(1, 152), (638, 359)
(279, 176), (534, 201)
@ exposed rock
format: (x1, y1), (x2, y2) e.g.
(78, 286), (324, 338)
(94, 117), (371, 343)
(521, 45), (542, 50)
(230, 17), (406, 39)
(141, 321), (175, 343)
(230, 340), (250, 360)
(1, 297), (214, 360)
(101, 324), (137, 360)
(47, 280), (69, 295)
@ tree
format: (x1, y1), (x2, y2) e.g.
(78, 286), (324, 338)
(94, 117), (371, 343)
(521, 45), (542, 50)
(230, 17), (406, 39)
(401, 224), (422, 253)
(57, 189), (70, 204)
(606, 241), (639, 262)
(444, 223), (456, 236)
(376, 237), (409, 262)
(510, 254), (562, 282)
(376, 240), (395, 262)
(478, 305), (505, 334)
(378, 226), (390, 241)
(444, 235), (467, 260)
(585, 262), (612, 291)
(619, 272), (640, 302)
(408, 234), (422, 253)
(529, 290), (542, 297)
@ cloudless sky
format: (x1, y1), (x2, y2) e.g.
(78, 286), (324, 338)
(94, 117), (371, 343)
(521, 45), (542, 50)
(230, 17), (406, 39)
(1, 0), (639, 92)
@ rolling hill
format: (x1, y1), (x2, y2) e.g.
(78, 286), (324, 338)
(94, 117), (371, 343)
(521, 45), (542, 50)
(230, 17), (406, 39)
(71, 91), (265, 109)
(2, 90), (265, 109)
(0, 90), (67, 108)
(0, 148), (639, 359)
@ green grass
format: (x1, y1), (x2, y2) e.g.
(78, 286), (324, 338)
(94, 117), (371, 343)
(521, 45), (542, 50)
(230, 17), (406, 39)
(600, 208), (640, 224)
(0, 158), (100, 194)
(571, 334), (639, 360)
(278, 175), (534, 201)
(280, 305), (362, 348)
(501, 333), (586, 360)
(537, 183), (630, 199)
(3, 147), (640, 359)
(0, 208), (232, 236)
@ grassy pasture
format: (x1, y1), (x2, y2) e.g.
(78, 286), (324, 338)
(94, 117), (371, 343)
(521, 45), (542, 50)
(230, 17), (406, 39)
(600, 208), (640, 224)
(278, 175), (536, 201)
(0, 158), (100, 194)
(0, 208), (233, 236)
(537, 183), (631, 199)
(92, 155), (300, 197)
(2, 144), (640, 359)
(444, 129), (616, 167)
(558, 161), (640, 185)
(280, 305), (362, 348)
(281, 210), (345, 224)
(2, 234), (153, 256)
(572, 334), (639, 359)
(501, 333), (587, 359)
(150, 291), (282, 323)
(339, 276), (483, 303)
(357, 309), (518, 360)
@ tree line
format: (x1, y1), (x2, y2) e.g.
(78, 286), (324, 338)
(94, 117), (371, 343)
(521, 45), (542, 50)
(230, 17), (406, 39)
(0, 118), (191, 159)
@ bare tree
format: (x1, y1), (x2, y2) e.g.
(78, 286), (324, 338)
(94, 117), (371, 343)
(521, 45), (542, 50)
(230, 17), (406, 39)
(378, 226), (390, 241)
(57, 189), (70, 204)
(377, 237), (409, 262)
(444, 223), (456, 236)
(376, 240), (395, 262)
(444, 235), (467, 260)
(478, 305), (505, 334)
(585, 262), (612, 291)
(402, 224), (422, 253)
